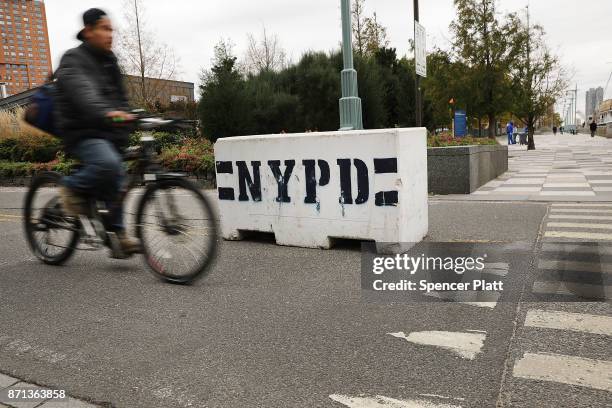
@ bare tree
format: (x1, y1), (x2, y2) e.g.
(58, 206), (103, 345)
(351, 0), (367, 56)
(363, 12), (389, 56)
(115, 0), (180, 109)
(352, 1), (389, 57)
(244, 27), (286, 74)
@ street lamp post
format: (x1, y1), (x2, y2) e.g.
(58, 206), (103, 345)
(414, 0), (422, 127)
(339, 0), (363, 131)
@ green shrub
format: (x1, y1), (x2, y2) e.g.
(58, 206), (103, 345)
(159, 138), (215, 174)
(0, 152), (76, 178)
(0, 161), (35, 177)
(129, 131), (187, 153)
(0, 133), (62, 162)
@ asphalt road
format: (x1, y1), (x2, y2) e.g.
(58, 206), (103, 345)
(0, 189), (610, 408)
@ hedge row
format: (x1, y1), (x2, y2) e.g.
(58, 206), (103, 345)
(0, 155), (75, 178)
(0, 136), (216, 178)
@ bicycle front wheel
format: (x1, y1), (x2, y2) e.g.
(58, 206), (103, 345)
(135, 178), (218, 284)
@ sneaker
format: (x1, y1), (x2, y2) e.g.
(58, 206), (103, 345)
(59, 186), (87, 217)
(117, 231), (142, 255)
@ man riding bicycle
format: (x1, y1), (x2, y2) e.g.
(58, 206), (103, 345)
(55, 8), (140, 254)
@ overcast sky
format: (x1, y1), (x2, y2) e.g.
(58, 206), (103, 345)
(45, 0), (611, 116)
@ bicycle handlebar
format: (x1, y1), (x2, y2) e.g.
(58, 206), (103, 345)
(110, 110), (192, 131)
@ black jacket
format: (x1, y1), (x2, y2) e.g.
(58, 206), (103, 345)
(55, 42), (130, 151)
(590, 122), (598, 132)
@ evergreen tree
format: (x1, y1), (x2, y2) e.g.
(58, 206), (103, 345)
(198, 41), (252, 142)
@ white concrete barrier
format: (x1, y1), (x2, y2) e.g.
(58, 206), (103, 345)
(214, 128), (428, 249)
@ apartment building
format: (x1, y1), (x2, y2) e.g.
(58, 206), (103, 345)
(0, 0), (51, 96)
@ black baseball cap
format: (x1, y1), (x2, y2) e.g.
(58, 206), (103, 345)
(76, 8), (108, 41)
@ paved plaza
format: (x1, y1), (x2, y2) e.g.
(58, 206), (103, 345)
(471, 133), (612, 200)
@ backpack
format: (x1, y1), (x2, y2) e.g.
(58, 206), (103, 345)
(24, 82), (57, 136)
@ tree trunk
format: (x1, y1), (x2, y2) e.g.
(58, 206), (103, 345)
(527, 119), (536, 150)
(488, 113), (496, 138)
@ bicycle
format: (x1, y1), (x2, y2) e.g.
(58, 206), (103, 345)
(23, 115), (218, 284)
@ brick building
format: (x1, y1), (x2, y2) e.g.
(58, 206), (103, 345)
(0, 0), (52, 96)
(123, 75), (195, 107)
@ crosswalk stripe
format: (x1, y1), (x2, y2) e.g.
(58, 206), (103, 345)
(538, 259), (612, 274)
(545, 230), (612, 240)
(329, 394), (463, 408)
(484, 262), (509, 276)
(547, 222), (612, 230)
(513, 352), (612, 392)
(532, 281), (611, 298)
(541, 243), (612, 256)
(550, 214), (612, 220)
(551, 203), (612, 208)
(387, 331), (486, 360)
(524, 309), (612, 336)
(550, 208), (612, 214)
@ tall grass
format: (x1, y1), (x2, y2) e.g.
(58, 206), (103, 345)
(0, 107), (50, 140)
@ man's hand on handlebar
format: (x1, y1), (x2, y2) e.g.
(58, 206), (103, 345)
(106, 111), (136, 124)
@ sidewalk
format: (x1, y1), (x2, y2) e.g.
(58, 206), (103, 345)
(0, 372), (99, 408)
(445, 133), (612, 201)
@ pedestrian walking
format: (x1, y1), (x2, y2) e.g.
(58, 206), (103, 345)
(552, 125), (557, 135)
(590, 121), (598, 138)
(506, 121), (514, 145)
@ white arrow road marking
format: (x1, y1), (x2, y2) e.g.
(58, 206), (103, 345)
(329, 394), (462, 408)
(524, 309), (612, 336)
(387, 331), (486, 360)
(513, 353), (612, 392)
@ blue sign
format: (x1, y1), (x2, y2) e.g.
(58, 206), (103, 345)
(454, 110), (467, 137)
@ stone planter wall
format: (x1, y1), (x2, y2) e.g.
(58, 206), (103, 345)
(427, 145), (508, 195)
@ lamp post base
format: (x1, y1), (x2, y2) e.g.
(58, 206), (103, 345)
(339, 68), (363, 130)
(339, 97), (363, 131)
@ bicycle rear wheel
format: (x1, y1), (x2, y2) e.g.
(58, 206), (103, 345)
(23, 172), (79, 265)
(135, 178), (218, 284)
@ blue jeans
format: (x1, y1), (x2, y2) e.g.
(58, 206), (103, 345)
(63, 139), (126, 231)
(507, 132), (513, 144)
